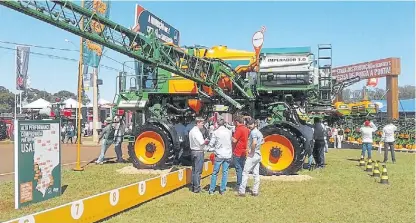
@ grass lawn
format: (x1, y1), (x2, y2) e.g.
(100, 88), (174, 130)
(103, 149), (415, 223)
(0, 162), (156, 222)
(0, 149), (414, 223)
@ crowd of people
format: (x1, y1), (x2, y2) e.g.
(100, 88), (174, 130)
(312, 118), (398, 164)
(92, 112), (399, 196)
(188, 114), (264, 196)
(357, 118), (398, 163)
(60, 122), (77, 144)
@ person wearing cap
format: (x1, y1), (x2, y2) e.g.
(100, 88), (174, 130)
(231, 115), (250, 191)
(238, 118), (264, 197)
(95, 117), (116, 164)
(360, 120), (377, 160)
(207, 115), (233, 195)
(312, 117), (326, 168)
(188, 116), (209, 193)
(298, 118), (315, 169)
(113, 115), (126, 163)
(381, 119), (397, 163)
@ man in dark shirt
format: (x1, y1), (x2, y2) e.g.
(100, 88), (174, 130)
(313, 117), (326, 168)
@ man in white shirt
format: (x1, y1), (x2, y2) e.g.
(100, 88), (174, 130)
(360, 120), (377, 159)
(207, 115), (233, 195)
(188, 116), (208, 193)
(337, 126), (344, 149)
(323, 122), (330, 153)
(331, 126), (338, 148)
(381, 119), (397, 163)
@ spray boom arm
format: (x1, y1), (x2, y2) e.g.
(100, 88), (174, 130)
(0, 0), (252, 109)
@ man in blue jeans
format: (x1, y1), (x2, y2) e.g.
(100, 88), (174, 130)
(207, 115), (233, 195)
(238, 119), (264, 197)
(95, 117), (116, 164)
(360, 120), (377, 160)
(188, 116), (209, 193)
(231, 116), (249, 190)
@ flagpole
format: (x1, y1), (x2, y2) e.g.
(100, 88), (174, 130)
(14, 93), (17, 120)
(19, 91), (22, 114)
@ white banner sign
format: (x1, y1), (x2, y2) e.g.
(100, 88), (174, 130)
(260, 55), (310, 68)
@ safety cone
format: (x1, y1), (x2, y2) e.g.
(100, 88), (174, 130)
(380, 164), (389, 184)
(372, 161), (380, 177)
(359, 156), (366, 167)
(365, 159), (373, 172)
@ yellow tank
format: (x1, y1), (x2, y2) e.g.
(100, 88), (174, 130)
(334, 101), (351, 116)
(168, 45), (255, 96)
(350, 102), (365, 115)
(360, 100), (378, 114)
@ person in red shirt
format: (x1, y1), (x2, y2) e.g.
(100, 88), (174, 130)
(232, 115), (250, 191)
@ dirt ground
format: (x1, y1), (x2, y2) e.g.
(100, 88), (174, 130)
(0, 142), (129, 181)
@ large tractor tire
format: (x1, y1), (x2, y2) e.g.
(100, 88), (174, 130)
(259, 126), (306, 176)
(128, 123), (175, 169)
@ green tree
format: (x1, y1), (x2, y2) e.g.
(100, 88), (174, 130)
(0, 86), (16, 113)
(399, 85), (415, 99)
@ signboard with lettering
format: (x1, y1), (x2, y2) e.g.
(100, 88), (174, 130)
(133, 4), (180, 46)
(14, 120), (61, 209)
(332, 57), (401, 82)
(260, 55), (311, 69)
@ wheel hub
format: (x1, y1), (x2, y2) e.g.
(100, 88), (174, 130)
(270, 147), (282, 159)
(145, 142), (156, 153)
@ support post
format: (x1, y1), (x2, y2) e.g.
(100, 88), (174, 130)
(92, 68), (99, 143)
(73, 0), (84, 172)
(386, 75), (399, 120)
(19, 91), (22, 114)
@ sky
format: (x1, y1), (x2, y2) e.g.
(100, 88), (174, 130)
(0, 1), (414, 102)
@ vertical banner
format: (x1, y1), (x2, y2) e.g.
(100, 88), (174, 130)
(14, 119), (62, 209)
(83, 65), (90, 91)
(82, 0), (111, 68)
(16, 46), (30, 91)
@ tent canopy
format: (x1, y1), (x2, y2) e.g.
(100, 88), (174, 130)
(373, 99), (415, 113)
(23, 98), (51, 109)
(63, 98), (82, 108)
(86, 98), (113, 108)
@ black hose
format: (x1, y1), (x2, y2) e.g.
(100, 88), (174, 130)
(166, 103), (190, 113)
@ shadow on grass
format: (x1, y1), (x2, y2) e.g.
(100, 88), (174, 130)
(346, 158), (360, 162)
(61, 185), (68, 195)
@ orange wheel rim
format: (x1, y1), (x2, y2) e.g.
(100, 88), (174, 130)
(134, 131), (165, 165)
(260, 134), (295, 172)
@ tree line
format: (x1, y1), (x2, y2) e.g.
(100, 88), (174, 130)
(0, 86), (91, 113)
(0, 85), (414, 113)
(342, 85), (415, 102)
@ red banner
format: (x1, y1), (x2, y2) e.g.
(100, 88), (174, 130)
(332, 58), (400, 82)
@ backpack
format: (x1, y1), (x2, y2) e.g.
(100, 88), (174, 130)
(107, 126), (116, 140)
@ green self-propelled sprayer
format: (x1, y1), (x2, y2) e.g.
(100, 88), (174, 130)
(0, 0), (351, 175)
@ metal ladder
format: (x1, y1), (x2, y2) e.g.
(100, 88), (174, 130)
(317, 44), (333, 103)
